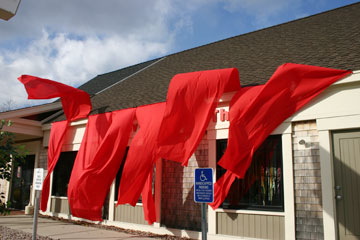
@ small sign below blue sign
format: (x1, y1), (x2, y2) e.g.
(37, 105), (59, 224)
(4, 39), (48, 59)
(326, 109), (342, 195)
(194, 168), (214, 203)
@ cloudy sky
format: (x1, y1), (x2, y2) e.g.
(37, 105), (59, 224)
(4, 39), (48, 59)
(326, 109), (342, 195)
(0, 0), (358, 109)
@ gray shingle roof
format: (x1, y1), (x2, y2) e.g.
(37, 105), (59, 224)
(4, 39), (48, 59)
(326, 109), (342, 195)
(77, 58), (161, 96)
(54, 3), (360, 121)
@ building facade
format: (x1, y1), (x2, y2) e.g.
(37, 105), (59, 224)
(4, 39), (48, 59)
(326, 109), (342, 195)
(1, 3), (360, 240)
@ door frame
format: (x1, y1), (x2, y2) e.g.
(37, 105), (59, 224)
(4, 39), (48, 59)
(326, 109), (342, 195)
(317, 115), (360, 240)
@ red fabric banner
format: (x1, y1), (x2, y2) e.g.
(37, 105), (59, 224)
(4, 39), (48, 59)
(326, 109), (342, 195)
(18, 75), (92, 212)
(210, 85), (262, 209)
(210, 171), (237, 210)
(218, 63), (351, 178)
(157, 68), (241, 166)
(67, 108), (135, 221)
(117, 102), (165, 225)
(18, 75), (91, 121)
(40, 120), (69, 211)
(141, 167), (156, 225)
(212, 64), (351, 209)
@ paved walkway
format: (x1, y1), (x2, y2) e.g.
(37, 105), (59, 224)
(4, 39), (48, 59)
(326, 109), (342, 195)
(0, 215), (161, 240)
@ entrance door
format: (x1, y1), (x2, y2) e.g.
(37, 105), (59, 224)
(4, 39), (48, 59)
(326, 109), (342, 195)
(10, 155), (35, 210)
(333, 130), (360, 240)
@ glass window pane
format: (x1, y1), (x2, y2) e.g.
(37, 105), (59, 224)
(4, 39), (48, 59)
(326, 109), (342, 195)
(216, 135), (284, 211)
(51, 151), (77, 197)
(114, 148), (129, 201)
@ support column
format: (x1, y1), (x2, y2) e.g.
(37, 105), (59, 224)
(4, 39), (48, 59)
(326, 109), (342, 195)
(282, 126), (296, 240)
(108, 180), (115, 221)
(154, 158), (163, 228)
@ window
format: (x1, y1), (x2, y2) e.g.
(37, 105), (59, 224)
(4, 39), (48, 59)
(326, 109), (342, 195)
(114, 148), (128, 201)
(52, 151), (77, 197)
(217, 135), (284, 211)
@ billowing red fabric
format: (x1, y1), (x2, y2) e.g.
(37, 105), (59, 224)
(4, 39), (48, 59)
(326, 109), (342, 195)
(141, 168), (156, 225)
(18, 75), (91, 121)
(218, 63), (351, 179)
(210, 85), (263, 209)
(211, 64), (352, 209)
(210, 171), (237, 210)
(117, 102), (165, 225)
(67, 108), (135, 221)
(157, 68), (240, 166)
(40, 121), (69, 211)
(19, 75), (92, 212)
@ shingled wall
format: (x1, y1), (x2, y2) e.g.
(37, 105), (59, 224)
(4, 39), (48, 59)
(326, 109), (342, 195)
(161, 137), (208, 231)
(292, 121), (324, 240)
(38, 148), (48, 170)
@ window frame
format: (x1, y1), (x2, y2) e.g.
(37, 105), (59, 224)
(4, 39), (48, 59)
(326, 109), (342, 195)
(216, 135), (284, 212)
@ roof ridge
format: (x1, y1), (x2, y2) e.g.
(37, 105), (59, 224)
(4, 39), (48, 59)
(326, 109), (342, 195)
(97, 57), (162, 77)
(95, 57), (166, 95)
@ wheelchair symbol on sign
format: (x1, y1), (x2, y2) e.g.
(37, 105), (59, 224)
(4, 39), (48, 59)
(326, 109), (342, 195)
(200, 171), (207, 181)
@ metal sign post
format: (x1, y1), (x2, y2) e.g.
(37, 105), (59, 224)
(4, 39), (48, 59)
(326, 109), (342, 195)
(194, 168), (214, 240)
(32, 168), (44, 240)
(201, 202), (207, 240)
(32, 190), (40, 240)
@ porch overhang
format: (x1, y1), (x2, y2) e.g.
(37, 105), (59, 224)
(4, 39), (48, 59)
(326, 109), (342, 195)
(0, 102), (62, 141)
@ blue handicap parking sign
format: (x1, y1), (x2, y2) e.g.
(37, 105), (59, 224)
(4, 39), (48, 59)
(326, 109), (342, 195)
(194, 168), (214, 203)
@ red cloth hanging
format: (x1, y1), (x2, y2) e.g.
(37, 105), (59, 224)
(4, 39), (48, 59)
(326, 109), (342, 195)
(67, 108), (135, 221)
(212, 64), (351, 209)
(117, 102), (165, 225)
(141, 167), (156, 225)
(157, 68), (240, 166)
(218, 63), (351, 178)
(210, 171), (237, 210)
(40, 121), (69, 211)
(18, 75), (92, 212)
(18, 75), (91, 121)
(210, 85), (262, 209)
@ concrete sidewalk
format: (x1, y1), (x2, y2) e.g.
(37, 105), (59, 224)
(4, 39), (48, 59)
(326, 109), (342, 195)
(0, 215), (162, 240)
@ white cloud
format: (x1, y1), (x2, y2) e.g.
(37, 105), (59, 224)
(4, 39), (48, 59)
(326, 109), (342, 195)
(0, 29), (172, 108)
(1, 1), (171, 42)
(0, 0), (182, 109)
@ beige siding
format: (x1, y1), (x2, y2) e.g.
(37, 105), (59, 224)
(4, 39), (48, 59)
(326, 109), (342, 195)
(114, 204), (146, 225)
(217, 212), (284, 240)
(50, 198), (70, 215)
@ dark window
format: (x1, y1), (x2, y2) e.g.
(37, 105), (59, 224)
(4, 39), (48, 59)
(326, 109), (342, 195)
(10, 155), (35, 210)
(114, 148), (128, 201)
(217, 135), (284, 211)
(51, 151), (77, 197)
